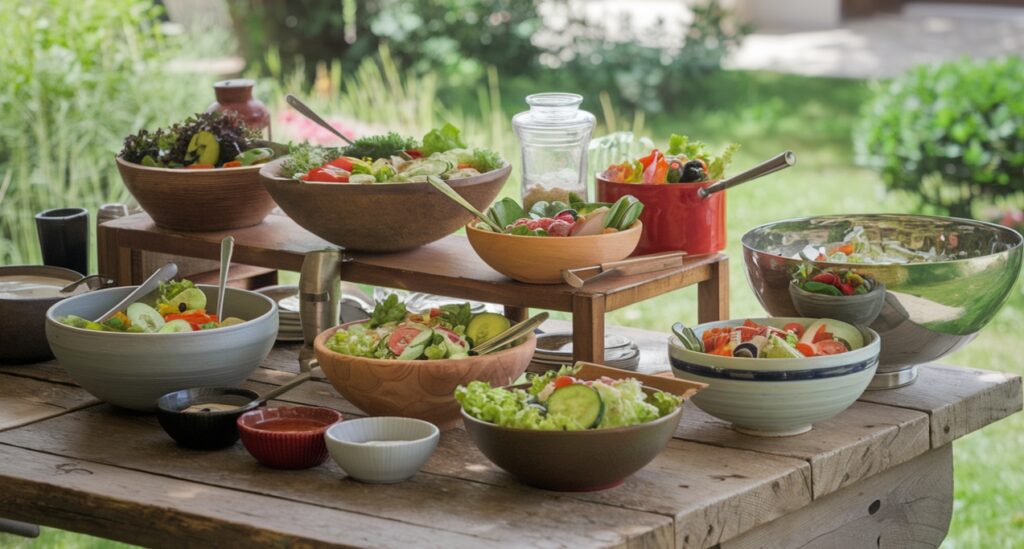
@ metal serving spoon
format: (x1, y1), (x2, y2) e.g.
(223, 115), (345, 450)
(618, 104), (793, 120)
(473, 312), (549, 355)
(285, 94), (356, 147)
(60, 274), (115, 294)
(215, 236), (234, 321)
(95, 263), (178, 323)
(427, 175), (505, 233)
(698, 151), (796, 198)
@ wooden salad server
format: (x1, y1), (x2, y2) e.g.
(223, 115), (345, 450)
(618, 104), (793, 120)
(561, 252), (685, 288)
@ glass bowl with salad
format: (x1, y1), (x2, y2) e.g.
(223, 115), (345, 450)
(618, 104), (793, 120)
(44, 279), (278, 411)
(259, 123), (511, 252)
(668, 317), (880, 436)
(313, 294), (535, 430)
(465, 193), (644, 283)
(116, 112), (282, 231)
(596, 134), (739, 255)
(455, 362), (705, 491)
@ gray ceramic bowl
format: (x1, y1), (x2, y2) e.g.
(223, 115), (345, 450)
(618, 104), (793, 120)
(1, 265), (84, 364)
(325, 416), (440, 484)
(45, 285), (278, 411)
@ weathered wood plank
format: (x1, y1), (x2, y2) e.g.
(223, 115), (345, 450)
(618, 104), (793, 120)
(722, 445), (952, 549)
(0, 443), (486, 549)
(0, 407), (674, 548)
(858, 363), (1023, 447)
(0, 360), (77, 385)
(674, 400), (930, 499)
(0, 373), (97, 431)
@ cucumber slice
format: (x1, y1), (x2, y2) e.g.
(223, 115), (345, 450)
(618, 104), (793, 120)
(762, 334), (802, 359)
(466, 313), (511, 346)
(398, 342), (426, 360)
(158, 319), (193, 333)
(546, 384), (604, 429)
(166, 288), (207, 313)
(408, 328), (434, 348)
(800, 319), (864, 349)
(126, 303), (165, 333)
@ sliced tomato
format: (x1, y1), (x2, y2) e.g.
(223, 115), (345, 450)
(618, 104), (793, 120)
(328, 156), (355, 171)
(404, 149), (423, 158)
(783, 322), (805, 338)
(302, 166), (349, 183)
(795, 342), (816, 357)
(387, 327), (423, 356)
(815, 340), (848, 355)
(553, 375), (576, 390)
(812, 324), (833, 343)
(429, 307), (441, 318)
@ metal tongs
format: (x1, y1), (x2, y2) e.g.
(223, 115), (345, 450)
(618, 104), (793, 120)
(562, 252), (686, 288)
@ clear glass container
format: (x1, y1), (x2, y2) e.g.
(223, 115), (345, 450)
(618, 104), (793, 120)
(512, 93), (596, 210)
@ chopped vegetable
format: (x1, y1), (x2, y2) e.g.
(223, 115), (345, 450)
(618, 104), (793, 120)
(121, 112), (268, 168)
(693, 318), (862, 358)
(420, 123), (466, 156)
(602, 134), (739, 184)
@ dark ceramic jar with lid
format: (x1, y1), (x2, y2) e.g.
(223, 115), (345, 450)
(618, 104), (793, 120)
(206, 79), (271, 138)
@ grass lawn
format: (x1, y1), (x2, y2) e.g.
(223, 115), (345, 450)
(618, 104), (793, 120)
(2, 71), (1020, 548)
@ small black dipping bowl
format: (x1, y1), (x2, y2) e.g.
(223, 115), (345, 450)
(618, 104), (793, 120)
(156, 387), (262, 450)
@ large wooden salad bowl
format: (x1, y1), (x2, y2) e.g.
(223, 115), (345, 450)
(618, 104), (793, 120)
(314, 321), (535, 430)
(116, 156), (276, 231)
(260, 159), (511, 252)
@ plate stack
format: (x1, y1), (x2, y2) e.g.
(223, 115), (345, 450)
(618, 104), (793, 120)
(256, 285), (372, 342)
(533, 332), (640, 371)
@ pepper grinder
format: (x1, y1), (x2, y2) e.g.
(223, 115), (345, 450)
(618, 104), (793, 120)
(298, 249), (343, 372)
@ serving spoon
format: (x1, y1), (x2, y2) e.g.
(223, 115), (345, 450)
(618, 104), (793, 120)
(698, 151), (796, 199)
(285, 94), (356, 146)
(473, 312), (549, 355)
(215, 236), (234, 321)
(60, 274), (115, 294)
(95, 262), (178, 323)
(426, 175), (505, 232)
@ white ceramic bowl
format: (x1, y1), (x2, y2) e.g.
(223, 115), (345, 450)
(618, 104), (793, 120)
(668, 317), (880, 436)
(325, 417), (439, 484)
(45, 285), (278, 411)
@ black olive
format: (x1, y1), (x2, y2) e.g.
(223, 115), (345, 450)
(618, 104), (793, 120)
(680, 160), (706, 183)
(178, 302), (187, 312)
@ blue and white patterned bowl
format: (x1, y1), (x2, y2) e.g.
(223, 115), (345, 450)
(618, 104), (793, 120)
(668, 318), (880, 436)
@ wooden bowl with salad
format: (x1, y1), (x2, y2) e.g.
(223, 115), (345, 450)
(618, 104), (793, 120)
(313, 294), (535, 430)
(465, 194), (644, 284)
(259, 124), (510, 252)
(116, 112), (281, 231)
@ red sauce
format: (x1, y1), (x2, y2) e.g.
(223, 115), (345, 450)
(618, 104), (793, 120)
(253, 419), (326, 432)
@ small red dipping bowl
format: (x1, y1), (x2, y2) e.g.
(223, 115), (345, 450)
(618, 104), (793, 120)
(237, 406), (343, 469)
(596, 175), (726, 256)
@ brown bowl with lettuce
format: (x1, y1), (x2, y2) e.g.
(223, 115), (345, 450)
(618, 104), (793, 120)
(116, 112), (282, 231)
(259, 124), (509, 253)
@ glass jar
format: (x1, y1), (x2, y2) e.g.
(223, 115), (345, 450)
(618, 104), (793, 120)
(512, 93), (596, 210)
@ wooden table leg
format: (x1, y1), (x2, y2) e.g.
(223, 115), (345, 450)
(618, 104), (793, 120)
(504, 306), (529, 323)
(722, 444), (953, 549)
(572, 294), (605, 364)
(697, 255), (729, 323)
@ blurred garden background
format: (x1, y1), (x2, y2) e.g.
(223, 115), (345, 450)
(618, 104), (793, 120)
(2, 0), (1023, 546)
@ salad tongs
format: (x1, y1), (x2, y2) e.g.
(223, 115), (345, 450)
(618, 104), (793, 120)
(562, 252), (685, 288)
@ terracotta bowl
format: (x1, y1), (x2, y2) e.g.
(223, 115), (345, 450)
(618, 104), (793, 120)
(314, 321), (536, 430)
(465, 221), (642, 284)
(237, 406), (343, 469)
(115, 156), (276, 231)
(259, 158), (511, 252)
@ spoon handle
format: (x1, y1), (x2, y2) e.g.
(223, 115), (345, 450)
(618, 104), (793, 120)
(216, 236), (234, 321)
(474, 312), (549, 355)
(427, 176), (504, 233)
(95, 262), (178, 323)
(285, 94), (355, 146)
(698, 151), (796, 198)
(252, 367), (317, 407)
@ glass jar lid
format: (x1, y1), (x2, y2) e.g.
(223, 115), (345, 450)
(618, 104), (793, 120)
(512, 93), (595, 131)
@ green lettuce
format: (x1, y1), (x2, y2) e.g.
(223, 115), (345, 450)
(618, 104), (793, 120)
(369, 294), (407, 328)
(421, 123), (466, 156)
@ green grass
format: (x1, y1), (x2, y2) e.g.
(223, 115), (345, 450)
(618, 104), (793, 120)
(2, 70), (1020, 547)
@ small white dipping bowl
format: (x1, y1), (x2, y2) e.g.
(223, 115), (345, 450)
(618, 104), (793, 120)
(325, 417), (439, 484)
(669, 317), (880, 437)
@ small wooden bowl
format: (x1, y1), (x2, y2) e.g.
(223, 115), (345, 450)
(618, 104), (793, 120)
(260, 159), (511, 252)
(466, 221), (642, 284)
(115, 156), (276, 231)
(789, 279), (887, 326)
(314, 321), (535, 430)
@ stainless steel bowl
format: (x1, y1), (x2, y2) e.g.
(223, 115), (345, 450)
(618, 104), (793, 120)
(742, 214), (1023, 389)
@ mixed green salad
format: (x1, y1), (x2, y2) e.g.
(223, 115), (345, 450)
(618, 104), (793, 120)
(280, 123), (504, 184)
(121, 112), (277, 169)
(325, 294), (513, 360)
(455, 365), (683, 430)
(60, 279), (245, 333)
(798, 226), (957, 264)
(473, 192), (643, 237)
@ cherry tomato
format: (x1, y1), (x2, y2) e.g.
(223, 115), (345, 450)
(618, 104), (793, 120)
(429, 308), (441, 318)
(815, 340), (848, 355)
(553, 376), (576, 390)
(812, 325), (833, 343)
(404, 149), (423, 158)
(783, 322), (805, 338)
(328, 156), (355, 171)
(795, 342), (816, 357)
(387, 327), (423, 356)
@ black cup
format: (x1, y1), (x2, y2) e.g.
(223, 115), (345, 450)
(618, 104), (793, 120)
(35, 207), (88, 275)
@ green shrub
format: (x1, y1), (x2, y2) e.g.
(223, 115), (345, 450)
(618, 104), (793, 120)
(0, 0), (212, 266)
(856, 57), (1024, 218)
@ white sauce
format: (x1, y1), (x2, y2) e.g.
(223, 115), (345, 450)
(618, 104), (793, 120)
(0, 275), (83, 299)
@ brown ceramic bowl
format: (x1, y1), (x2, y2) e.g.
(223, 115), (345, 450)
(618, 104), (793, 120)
(1, 265), (91, 364)
(259, 158), (510, 252)
(237, 405), (343, 469)
(460, 362), (705, 491)
(465, 221), (642, 284)
(115, 156), (277, 231)
(314, 320), (535, 430)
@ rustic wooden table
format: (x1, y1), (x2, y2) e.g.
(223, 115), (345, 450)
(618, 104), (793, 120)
(97, 213), (729, 363)
(0, 321), (1018, 548)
